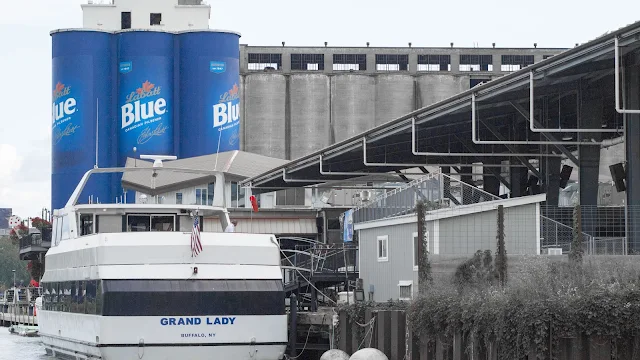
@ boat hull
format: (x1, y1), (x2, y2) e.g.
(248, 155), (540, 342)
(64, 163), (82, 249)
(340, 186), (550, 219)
(39, 311), (287, 360)
(43, 336), (286, 360)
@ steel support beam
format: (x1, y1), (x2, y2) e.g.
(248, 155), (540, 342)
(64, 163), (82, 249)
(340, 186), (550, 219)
(483, 158), (501, 197)
(625, 57), (640, 254)
(479, 120), (541, 178)
(460, 165), (474, 204)
(545, 157), (562, 206)
(578, 89), (604, 206)
(453, 134), (511, 190)
(509, 101), (581, 167)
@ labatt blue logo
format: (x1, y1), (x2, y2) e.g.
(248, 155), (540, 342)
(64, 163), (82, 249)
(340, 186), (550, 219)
(52, 82), (77, 125)
(121, 80), (167, 131)
(52, 82), (80, 144)
(213, 83), (240, 130)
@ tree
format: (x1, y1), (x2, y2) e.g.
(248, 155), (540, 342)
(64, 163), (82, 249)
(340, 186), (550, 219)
(0, 236), (30, 288)
(416, 200), (433, 295)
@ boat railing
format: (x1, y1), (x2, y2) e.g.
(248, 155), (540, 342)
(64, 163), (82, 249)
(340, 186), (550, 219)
(5, 289), (15, 303)
(19, 229), (52, 250)
(27, 287), (43, 302)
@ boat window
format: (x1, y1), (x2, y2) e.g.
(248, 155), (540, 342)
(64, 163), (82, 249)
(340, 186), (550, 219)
(85, 280), (97, 315)
(42, 279), (284, 316)
(127, 214), (175, 232)
(151, 215), (174, 231)
(52, 217), (59, 246)
(60, 215), (70, 241)
(127, 215), (150, 232)
(80, 214), (94, 236)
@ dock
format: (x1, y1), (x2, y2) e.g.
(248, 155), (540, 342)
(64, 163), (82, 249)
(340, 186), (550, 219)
(0, 286), (40, 328)
(0, 311), (38, 327)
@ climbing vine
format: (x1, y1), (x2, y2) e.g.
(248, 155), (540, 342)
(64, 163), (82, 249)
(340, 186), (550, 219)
(569, 205), (584, 264)
(416, 200), (433, 294)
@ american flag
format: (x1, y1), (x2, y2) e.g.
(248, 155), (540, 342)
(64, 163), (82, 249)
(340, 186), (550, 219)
(191, 216), (202, 257)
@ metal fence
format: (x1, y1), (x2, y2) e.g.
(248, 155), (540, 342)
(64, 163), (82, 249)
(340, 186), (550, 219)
(353, 170), (500, 223)
(540, 205), (629, 255)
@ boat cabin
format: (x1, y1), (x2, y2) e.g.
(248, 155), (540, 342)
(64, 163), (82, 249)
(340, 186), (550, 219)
(51, 204), (232, 246)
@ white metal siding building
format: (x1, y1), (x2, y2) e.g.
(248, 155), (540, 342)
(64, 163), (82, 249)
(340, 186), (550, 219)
(355, 194), (545, 302)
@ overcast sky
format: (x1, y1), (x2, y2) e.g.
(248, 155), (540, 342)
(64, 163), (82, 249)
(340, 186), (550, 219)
(0, 0), (639, 217)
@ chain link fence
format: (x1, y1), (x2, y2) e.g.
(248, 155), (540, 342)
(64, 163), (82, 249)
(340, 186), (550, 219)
(353, 171), (500, 223)
(540, 205), (630, 255)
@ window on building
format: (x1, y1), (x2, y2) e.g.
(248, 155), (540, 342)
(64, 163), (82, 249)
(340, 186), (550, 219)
(121, 12), (131, 30)
(230, 182), (246, 208)
(333, 54), (367, 71)
(398, 280), (413, 301)
(207, 182), (215, 205)
(195, 188), (207, 205)
(248, 53), (282, 70)
(377, 235), (388, 261)
(470, 78), (491, 88)
(459, 55), (493, 72)
(417, 54), (451, 72)
(195, 184), (214, 206)
(375, 54), (408, 71)
(276, 188), (305, 206)
(291, 54), (324, 71)
(500, 55), (534, 72)
(175, 193), (183, 205)
(79, 214), (93, 236)
(150, 13), (162, 26)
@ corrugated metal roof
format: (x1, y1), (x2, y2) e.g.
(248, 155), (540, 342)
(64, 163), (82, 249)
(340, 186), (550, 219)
(121, 151), (288, 194)
(241, 20), (640, 193)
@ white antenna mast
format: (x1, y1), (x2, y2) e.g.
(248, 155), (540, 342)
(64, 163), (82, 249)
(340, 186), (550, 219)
(214, 129), (222, 171)
(95, 98), (99, 168)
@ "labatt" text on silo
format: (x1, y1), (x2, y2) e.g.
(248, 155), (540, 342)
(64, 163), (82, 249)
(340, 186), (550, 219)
(121, 86), (166, 129)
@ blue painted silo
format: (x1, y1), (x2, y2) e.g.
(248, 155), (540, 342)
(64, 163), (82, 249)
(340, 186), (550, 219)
(179, 30), (241, 158)
(117, 31), (175, 166)
(50, 30), (114, 209)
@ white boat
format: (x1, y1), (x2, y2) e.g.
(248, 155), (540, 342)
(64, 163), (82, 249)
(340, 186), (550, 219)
(38, 158), (287, 359)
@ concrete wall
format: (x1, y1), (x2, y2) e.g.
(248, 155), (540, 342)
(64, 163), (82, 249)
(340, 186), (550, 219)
(357, 202), (540, 301)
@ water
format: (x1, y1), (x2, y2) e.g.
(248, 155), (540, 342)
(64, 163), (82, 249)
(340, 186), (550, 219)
(0, 330), (48, 360)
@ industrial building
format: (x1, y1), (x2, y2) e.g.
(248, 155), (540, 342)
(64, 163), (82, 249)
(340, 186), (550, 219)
(238, 45), (567, 160)
(243, 20), (640, 255)
(351, 172), (545, 301)
(49, 0), (572, 212)
(51, 0), (240, 209)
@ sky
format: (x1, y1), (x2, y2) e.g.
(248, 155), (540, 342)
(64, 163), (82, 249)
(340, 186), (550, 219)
(0, 0), (639, 218)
